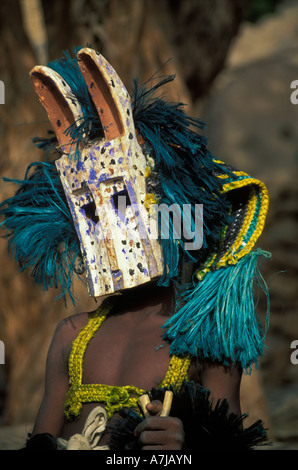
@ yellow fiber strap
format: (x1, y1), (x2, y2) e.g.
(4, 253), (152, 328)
(160, 354), (191, 389)
(68, 297), (114, 386)
(65, 383), (146, 419)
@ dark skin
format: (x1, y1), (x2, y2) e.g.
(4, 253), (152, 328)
(31, 282), (242, 449)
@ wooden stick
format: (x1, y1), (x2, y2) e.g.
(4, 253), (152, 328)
(160, 390), (173, 417)
(139, 394), (150, 417)
(139, 390), (173, 418)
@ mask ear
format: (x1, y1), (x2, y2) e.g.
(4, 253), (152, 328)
(77, 48), (128, 141)
(30, 66), (84, 153)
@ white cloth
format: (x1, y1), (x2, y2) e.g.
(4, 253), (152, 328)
(57, 405), (109, 450)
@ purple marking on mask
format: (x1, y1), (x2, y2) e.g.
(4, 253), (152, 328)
(90, 255), (96, 263)
(119, 95), (128, 108)
(88, 167), (97, 183)
(81, 216), (92, 235)
(126, 118), (130, 127)
(76, 160), (85, 171)
(118, 157), (123, 164)
(124, 179), (137, 205)
(89, 150), (97, 161)
(109, 148), (115, 156)
(85, 223), (92, 236)
(105, 63), (114, 75)
(97, 172), (112, 184)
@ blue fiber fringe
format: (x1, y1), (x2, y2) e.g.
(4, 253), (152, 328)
(0, 161), (83, 304)
(163, 249), (271, 371)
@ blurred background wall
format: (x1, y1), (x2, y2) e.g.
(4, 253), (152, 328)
(0, 0), (297, 449)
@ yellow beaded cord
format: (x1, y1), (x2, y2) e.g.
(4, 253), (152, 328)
(219, 178), (269, 266)
(216, 185), (258, 268)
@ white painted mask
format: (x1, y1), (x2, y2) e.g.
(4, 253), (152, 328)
(30, 48), (163, 297)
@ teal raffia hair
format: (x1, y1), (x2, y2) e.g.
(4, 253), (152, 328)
(163, 248), (271, 371)
(0, 49), (271, 371)
(0, 161), (83, 304)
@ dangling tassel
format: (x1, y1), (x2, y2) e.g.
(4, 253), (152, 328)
(163, 249), (271, 371)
